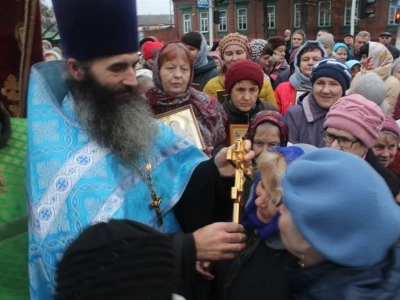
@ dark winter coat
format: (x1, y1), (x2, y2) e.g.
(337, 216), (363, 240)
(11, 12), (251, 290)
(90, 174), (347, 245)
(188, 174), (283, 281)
(212, 231), (293, 300)
(193, 56), (219, 91)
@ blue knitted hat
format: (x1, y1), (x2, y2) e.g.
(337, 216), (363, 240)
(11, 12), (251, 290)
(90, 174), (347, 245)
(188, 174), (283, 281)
(310, 58), (352, 96)
(52, 0), (139, 60)
(282, 148), (400, 267)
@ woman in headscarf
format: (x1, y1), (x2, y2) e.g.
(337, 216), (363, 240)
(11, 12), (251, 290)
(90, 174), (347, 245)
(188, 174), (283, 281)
(279, 148), (400, 300)
(332, 43), (351, 62)
(323, 94), (400, 197)
(348, 41), (400, 115)
(242, 110), (288, 200)
(285, 58), (351, 147)
(180, 32), (219, 90)
(373, 114), (400, 179)
(146, 42), (227, 150)
(274, 41), (327, 116)
(202, 32), (277, 107)
(250, 39), (271, 81)
(244, 110), (288, 163)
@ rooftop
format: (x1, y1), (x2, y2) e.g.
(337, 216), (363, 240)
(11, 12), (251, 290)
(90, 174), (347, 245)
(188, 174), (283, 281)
(138, 14), (174, 26)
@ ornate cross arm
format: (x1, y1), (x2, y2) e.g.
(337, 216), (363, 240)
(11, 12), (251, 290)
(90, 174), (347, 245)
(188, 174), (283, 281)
(226, 138), (253, 223)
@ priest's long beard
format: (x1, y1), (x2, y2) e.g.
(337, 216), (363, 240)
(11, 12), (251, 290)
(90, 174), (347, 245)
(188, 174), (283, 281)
(67, 71), (159, 163)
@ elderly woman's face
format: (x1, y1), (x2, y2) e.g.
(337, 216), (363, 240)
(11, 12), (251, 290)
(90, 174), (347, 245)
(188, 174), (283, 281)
(223, 45), (247, 69)
(254, 181), (279, 224)
(335, 48), (348, 63)
(252, 123), (281, 159)
(159, 57), (191, 96)
(372, 132), (398, 167)
(324, 127), (368, 157)
(230, 80), (259, 112)
(313, 77), (343, 110)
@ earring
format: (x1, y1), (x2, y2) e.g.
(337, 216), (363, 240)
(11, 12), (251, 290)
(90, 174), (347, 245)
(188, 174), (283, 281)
(298, 254), (306, 268)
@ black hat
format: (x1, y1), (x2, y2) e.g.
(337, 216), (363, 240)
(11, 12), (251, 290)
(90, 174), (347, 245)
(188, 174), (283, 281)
(344, 33), (354, 38)
(181, 32), (203, 50)
(52, 0), (139, 61)
(379, 32), (392, 37)
(359, 43), (370, 57)
(55, 220), (182, 300)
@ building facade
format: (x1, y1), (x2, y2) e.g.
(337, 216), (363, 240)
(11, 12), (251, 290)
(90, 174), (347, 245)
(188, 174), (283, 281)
(172, 0), (399, 43)
(138, 14), (178, 43)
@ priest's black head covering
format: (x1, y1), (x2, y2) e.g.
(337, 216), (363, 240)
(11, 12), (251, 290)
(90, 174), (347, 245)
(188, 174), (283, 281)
(52, 0), (139, 61)
(54, 220), (182, 300)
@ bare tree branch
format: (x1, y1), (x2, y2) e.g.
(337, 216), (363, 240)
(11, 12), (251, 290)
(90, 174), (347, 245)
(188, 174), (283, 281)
(40, 0), (58, 40)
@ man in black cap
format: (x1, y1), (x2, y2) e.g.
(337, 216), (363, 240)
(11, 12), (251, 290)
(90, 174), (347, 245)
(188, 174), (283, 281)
(26, 0), (249, 299)
(379, 32), (400, 59)
(343, 33), (354, 57)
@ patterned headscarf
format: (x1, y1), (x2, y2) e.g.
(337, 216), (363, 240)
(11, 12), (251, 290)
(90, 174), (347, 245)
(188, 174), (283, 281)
(250, 39), (268, 62)
(244, 110), (289, 146)
(145, 42), (227, 147)
(219, 32), (252, 59)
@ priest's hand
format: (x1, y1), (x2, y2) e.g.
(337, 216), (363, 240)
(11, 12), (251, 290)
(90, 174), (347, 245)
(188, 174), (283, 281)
(193, 222), (246, 261)
(214, 140), (255, 177)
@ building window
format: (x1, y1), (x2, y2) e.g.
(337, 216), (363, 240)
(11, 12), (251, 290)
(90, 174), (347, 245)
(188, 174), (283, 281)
(343, 0), (358, 26)
(267, 6), (275, 29)
(218, 10), (227, 31)
(294, 3), (301, 28)
(183, 14), (191, 34)
(237, 8), (247, 30)
(318, 1), (331, 27)
(388, 1), (397, 25)
(200, 12), (208, 32)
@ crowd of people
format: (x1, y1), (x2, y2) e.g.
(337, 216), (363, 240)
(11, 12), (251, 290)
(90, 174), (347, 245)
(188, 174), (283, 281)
(1, 0), (400, 299)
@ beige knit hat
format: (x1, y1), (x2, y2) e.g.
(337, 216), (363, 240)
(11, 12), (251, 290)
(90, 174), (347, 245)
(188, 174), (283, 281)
(219, 32), (252, 59)
(317, 33), (335, 50)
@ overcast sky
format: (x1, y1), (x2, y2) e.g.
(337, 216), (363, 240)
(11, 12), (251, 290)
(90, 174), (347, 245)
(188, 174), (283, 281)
(137, 0), (173, 15)
(45, 0), (173, 15)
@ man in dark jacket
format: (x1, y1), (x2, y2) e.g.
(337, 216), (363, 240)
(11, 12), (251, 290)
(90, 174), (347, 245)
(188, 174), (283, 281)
(379, 32), (400, 60)
(181, 32), (219, 90)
